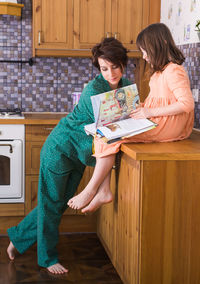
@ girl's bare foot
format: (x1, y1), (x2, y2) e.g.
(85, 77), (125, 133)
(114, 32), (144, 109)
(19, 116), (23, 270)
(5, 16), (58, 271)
(7, 242), (16, 260)
(47, 263), (68, 274)
(82, 180), (113, 213)
(67, 187), (97, 210)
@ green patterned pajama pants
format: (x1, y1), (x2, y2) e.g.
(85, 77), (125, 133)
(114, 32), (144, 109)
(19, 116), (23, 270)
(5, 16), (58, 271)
(7, 125), (86, 268)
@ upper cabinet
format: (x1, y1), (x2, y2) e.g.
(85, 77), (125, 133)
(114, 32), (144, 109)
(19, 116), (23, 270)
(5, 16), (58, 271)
(33, 0), (73, 54)
(33, 0), (160, 57)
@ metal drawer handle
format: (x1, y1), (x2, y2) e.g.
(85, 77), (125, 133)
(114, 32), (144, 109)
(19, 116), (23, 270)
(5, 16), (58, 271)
(0, 144), (13, 153)
(38, 31), (42, 45)
(43, 127), (54, 131)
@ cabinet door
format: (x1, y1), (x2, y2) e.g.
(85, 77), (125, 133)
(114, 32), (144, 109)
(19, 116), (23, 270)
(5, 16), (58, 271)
(97, 154), (141, 284)
(26, 141), (42, 175)
(73, 0), (112, 49)
(33, 0), (73, 51)
(111, 0), (145, 51)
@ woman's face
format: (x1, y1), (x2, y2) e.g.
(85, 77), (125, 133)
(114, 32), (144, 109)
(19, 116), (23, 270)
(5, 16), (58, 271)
(98, 58), (123, 90)
(140, 47), (150, 64)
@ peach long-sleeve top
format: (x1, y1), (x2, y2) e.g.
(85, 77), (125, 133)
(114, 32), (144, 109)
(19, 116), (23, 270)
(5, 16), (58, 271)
(94, 63), (194, 158)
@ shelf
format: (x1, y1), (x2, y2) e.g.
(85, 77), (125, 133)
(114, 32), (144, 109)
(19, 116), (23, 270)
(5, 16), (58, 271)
(0, 2), (24, 16)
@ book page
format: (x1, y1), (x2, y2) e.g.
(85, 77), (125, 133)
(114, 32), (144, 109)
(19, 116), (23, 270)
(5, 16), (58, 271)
(91, 84), (139, 127)
(97, 118), (156, 140)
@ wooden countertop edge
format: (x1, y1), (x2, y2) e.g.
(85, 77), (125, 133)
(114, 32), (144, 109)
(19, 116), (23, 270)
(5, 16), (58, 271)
(0, 112), (68, 125)
(0, 119), (61, 125)
(121, 131), (200, 161)
(1, 115), (200, 160)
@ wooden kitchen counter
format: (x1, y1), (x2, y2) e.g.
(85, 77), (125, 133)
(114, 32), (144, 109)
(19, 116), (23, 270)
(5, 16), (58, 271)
(97, 129), (200, 284)
(121, 130), (200, 161)
(0, 112), (67, 125)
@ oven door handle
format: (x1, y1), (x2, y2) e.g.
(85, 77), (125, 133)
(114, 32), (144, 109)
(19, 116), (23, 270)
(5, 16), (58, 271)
(0, 144), (13, 153)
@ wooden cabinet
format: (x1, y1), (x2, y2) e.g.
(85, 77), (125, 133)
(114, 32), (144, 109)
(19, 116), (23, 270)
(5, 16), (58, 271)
(33, 0), (160, 57)
(74, 0), (147, 51)
(33, 0), (73, 54)
(97, 132), (200, 284)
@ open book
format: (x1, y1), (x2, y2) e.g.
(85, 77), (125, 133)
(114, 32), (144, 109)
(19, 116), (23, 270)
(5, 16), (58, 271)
(84, 84), (157, 143)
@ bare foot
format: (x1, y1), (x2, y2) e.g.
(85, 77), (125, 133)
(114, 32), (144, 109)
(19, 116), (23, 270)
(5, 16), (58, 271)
(47, 263), (68, 274)
(7, 242), (16, 261)
(67, 187), (97, 210)
(81, 185), (113, 213)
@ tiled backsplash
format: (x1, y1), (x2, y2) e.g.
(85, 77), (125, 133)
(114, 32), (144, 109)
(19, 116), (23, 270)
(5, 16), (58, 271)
(0, 0), (199, 129)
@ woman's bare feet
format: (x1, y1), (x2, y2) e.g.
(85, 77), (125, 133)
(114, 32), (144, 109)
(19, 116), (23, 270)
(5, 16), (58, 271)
(47, 263), (68, 274)
(67, 186), (97, 210)
(81, 175), (113, 213)
(7, 242), (16, 261)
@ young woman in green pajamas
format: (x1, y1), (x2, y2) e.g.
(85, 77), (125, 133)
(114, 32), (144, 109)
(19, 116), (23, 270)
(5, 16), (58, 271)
(7, 37), (131, 274)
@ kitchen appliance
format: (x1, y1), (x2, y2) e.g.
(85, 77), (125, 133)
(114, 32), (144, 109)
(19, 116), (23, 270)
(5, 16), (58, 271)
(0, 109), (25, 203)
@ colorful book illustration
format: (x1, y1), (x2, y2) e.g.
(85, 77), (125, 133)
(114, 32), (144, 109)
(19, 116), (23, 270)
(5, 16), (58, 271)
(85, 84), (157, 142)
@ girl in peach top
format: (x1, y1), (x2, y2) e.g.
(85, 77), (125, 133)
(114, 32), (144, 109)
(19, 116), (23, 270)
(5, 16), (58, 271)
(68, 23), (194, 213)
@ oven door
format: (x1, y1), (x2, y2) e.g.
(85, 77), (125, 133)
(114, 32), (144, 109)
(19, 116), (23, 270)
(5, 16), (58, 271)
(0, 140), (23, 199)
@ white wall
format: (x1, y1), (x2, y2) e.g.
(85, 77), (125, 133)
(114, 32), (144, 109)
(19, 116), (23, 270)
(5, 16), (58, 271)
(161, 0), (200, 44)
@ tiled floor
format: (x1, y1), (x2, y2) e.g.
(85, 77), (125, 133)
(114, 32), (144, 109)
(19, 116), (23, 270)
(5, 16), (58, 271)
(0, 233), (123, 284)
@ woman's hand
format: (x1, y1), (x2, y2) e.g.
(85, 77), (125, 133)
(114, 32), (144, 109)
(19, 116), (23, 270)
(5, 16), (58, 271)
(130, 106), (152, 119)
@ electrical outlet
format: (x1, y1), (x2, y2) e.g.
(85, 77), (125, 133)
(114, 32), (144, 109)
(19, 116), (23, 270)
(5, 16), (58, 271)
(192, 89), (199, 102)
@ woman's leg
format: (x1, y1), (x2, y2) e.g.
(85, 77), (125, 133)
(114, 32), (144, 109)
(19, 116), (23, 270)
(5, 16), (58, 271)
(7, 132), (85, 274)
(37, 159), (84, 274)
(7, 207), (38, 259)
(67, 154), (115, 210)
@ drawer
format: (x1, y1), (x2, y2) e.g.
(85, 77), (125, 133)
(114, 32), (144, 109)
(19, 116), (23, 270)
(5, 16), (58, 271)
(26, 125), (55, 142)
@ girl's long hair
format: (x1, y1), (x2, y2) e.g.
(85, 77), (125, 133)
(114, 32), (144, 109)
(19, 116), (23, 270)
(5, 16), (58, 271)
(136, 23), (185, 75)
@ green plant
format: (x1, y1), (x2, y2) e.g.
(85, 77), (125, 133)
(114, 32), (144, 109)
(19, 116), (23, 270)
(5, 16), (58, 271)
(195, 20), (200, 32)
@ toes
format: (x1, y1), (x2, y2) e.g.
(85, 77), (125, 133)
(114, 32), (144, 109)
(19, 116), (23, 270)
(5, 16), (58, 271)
(81, 205), (91, 214)
(48, 264), (68, 274)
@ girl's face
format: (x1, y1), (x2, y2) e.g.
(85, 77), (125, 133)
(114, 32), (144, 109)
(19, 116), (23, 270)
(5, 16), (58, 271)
(98, 58), (123, 90)
(140, 47), (150, 64)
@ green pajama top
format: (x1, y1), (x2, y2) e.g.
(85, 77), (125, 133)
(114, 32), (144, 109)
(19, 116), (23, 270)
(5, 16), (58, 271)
(59, 73), (131, 166)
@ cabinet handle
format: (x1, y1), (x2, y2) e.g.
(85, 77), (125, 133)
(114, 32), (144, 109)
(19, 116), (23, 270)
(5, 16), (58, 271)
(106, 32), (111, 38)
(114, 32), (119, 39)
(43, 127), (54, 131)
(38, 31), (41, 45)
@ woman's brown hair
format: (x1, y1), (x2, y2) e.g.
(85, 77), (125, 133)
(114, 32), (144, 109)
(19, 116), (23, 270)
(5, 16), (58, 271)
(136, 23), (185, 74)
(92, 37), (129, 71)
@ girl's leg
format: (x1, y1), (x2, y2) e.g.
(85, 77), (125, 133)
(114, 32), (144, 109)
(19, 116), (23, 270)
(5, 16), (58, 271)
(67, 154), (116, 210)
(81, 170), (113, 213)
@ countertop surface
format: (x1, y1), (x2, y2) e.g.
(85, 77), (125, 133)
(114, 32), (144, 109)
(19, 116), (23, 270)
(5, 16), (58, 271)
(121, 130), (200, 160)
(0, 112), (199, 161)
(0, 112), (68, 124)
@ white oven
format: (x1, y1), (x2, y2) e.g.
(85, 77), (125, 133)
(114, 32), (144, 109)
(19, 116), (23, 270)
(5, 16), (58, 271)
(0, 124), (25, 203)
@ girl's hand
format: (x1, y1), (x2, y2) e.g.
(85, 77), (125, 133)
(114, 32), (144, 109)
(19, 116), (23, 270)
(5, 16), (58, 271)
(130, 106), (152, 119)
